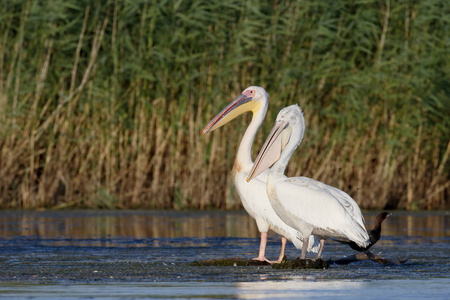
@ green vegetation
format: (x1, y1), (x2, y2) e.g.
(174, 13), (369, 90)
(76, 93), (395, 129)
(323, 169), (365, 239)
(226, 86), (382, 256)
(0, 0), (448, 210)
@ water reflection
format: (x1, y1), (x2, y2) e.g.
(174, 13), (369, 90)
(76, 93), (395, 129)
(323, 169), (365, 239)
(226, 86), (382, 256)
(0, 211), (260, 247)
(0, 210), (448, 245)
(235, 278), (450, 299)
(1, 279), (449, 299)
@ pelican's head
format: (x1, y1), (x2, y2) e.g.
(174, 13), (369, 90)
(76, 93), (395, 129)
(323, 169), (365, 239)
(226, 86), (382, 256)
(201, 86), (268, 135)
(246, 104), (305, 182)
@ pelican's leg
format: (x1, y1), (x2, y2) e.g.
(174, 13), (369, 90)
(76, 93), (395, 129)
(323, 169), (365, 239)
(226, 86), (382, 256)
(252, 232), (271, 263)
(314, 238), (325, 260)
(272, 236), (287, 263)
(300, 236), (310, 259)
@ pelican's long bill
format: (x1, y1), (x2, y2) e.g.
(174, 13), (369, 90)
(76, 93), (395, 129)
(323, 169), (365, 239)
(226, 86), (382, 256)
(201, 91), (258, 135)
(246, 120), (290, 182)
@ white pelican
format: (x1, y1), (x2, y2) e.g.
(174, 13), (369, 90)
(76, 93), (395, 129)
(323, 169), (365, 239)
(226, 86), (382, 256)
(247, 104), (370, 259)
(202, 87), (318, 263)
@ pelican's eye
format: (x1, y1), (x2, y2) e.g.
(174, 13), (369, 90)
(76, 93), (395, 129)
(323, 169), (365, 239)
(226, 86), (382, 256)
(243, 89), (256, 97)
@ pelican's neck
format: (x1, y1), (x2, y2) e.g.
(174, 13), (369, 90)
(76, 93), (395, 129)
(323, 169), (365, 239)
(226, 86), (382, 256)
(236, 99), (268, 172)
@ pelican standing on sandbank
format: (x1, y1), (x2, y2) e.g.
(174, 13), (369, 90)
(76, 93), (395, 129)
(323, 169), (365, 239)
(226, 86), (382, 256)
(247, 104), (370, 259)
(202, 87), (318, 263)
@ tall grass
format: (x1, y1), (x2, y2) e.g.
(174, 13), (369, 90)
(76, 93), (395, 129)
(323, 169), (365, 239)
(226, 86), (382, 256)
(0, 0), (448, 210)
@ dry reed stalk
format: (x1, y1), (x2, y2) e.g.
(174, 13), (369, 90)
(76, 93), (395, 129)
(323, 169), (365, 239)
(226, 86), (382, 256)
(426, 141), (450, 209)
(34, 14), (108, 143)
(375, 0), (390, 64)
(132, 103), (153, 207)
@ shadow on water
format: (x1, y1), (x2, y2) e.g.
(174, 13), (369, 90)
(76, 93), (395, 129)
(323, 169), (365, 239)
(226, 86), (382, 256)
(0, 210), (449, 299)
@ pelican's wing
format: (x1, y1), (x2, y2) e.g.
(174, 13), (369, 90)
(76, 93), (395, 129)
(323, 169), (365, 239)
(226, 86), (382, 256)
(298, 177), (366, 227)
(273, 177), (369, 246)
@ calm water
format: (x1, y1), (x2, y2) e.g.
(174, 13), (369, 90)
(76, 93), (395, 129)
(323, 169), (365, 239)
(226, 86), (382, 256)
(0, 210), (449, 299)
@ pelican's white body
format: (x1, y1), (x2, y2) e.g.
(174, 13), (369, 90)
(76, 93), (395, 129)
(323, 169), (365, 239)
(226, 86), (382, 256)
(266, 174), (369, 245)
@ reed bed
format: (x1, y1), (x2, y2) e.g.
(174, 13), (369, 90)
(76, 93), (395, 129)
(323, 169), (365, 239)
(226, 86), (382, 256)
(0, 0), (448, 210)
